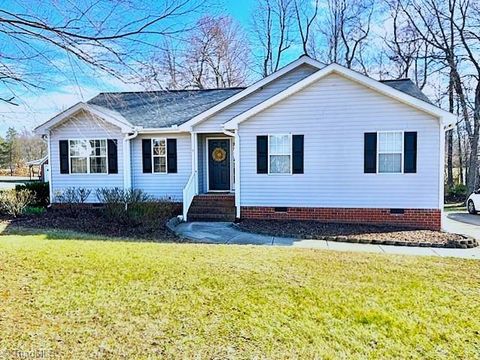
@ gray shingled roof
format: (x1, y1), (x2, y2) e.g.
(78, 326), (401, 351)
(86, 78), (431, 129)
(380, 79), (432, 104)
(88, 88), (244, 128)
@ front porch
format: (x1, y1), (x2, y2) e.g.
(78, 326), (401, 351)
(197, 133), (235, 194)
(183, 132), (239, 221)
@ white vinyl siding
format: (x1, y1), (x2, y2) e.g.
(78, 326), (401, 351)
(238, 73), (440, 209)
(194, 64), (317, 132)
(49, 112), (123, 202)
(131, 133), (191, 201)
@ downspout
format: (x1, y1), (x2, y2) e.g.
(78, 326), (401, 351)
(42, 132), (53, 205)
(123, 129), (138, 190)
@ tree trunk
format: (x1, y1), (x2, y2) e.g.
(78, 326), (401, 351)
(446, 73), (454, 188)
(446, 130), (454, 188)
(467, 133), (479, 194)
(457, 125), (464, 184)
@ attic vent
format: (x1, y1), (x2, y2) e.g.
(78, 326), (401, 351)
(390, 208), (405, 215)
(274, 207), (288, 213)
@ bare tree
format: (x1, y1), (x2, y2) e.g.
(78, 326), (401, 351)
(252, 0), (295, 77)
(310, 0), (374, 71)
(382, 1), (436, 89)
(294, 0), (319, 55)
(143, 16), (250, 89)
(397, 0), (480, 194)
(0, 0), (206, 105)
(186, 16), (250, 88)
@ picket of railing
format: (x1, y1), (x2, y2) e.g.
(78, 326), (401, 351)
(182, 173), (196, 221)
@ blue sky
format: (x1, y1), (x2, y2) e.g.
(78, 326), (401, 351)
(0, 0), (272, 136)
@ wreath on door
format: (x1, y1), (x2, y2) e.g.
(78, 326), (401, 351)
(212, 147), (226, 162)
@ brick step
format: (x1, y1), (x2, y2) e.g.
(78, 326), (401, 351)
(187, 213), (236, 222)
(193, 196), (235, 204)
(191, 201), (235, 208)
(188, 206), (236, 215)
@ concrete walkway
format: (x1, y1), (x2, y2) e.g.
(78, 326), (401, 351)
(172, 220), (480, 260)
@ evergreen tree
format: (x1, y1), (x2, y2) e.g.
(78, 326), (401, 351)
(4, 127), (19, 176)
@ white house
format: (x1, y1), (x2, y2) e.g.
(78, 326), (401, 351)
(35, 56), (456, 230)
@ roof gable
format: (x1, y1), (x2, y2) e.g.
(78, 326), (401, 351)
(34, 102), (133, 135)
(223, 64), (456, 129)
(178, 55), (324, 130)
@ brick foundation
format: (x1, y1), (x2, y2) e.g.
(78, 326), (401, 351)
(241, 207), (441, 230)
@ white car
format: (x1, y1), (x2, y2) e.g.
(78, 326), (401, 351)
(467, 191), (480, 214)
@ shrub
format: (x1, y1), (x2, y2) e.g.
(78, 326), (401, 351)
(0, 189), (34, 217)
(24, 206), (46, 216)
(54, 187), (92, 216)
(446, 183), (467, 203)
(96, 188), (175, 226)
(55, 187), (92, 204)
(15, 181), (49, 207)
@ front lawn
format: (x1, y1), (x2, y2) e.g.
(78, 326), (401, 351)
(0, 232), (479, 359)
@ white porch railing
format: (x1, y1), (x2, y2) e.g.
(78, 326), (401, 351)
(182, 173), (196, 221)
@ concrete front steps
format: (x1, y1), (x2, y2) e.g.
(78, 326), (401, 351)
(187, 194), (236, 222)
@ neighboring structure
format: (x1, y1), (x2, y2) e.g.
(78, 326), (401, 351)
(35, 56), (456, 230)
(26, 156), (49, 181)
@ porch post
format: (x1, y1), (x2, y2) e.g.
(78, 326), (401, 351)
(234, 130), (241, 218)
(192, 132), (199, 194)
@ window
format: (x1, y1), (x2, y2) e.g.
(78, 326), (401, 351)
(378, 132), (402, 173)
(269, 134), (291, 174)
(69, 139), (107, 174)
(152, 138), (167, 173)
(89, 140), (107, 173)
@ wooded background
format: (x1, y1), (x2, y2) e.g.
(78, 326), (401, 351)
(0, 0), (478, 195)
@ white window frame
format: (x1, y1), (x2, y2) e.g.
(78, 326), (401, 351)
(68, 138), (108, 175)
(151, 138), (168, 174)
(376, 131), (404, 174)
(267, 134), (293, 175)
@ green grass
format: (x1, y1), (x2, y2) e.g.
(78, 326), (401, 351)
(0, 232), (479, 359)
(444, 202), (466, 212)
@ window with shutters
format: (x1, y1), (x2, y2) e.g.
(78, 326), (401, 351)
(152, 138), (167, 173)
(69, 139), (107, 174)
(269, 134), (291, 174)
(378, 131), (403, 173)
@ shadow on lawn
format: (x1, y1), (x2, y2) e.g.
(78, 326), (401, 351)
(0, 217), (181, 244)
(0, 206), (184, 243)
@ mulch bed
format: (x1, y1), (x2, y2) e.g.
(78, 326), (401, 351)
(2, 208), (178, 241)
(237, 220), (478, 248)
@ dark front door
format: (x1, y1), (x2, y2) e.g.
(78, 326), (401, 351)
(208, 139), (230, 191)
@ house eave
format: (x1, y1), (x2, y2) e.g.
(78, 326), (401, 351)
(223, 64), (457, 129)
(34, 102), (134, 135)
(178, 55), (324, 131)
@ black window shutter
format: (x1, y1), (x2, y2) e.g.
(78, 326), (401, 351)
(257, 136), (268, 174)
(142, 139), (152, 173)
(167, 139), (177, 173)
(107, 139), (118, 174)
(404, 132), (417, 173)
(292, 135), (304, 174)
(364, 133), (377, 173)
(59, 140), (69, 174)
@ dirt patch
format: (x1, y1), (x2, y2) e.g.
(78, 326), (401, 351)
(1, 208), (179, 241)
(237, 220), (477, 248)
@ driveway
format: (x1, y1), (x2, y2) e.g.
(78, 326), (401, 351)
(444, 212), (480, 240)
